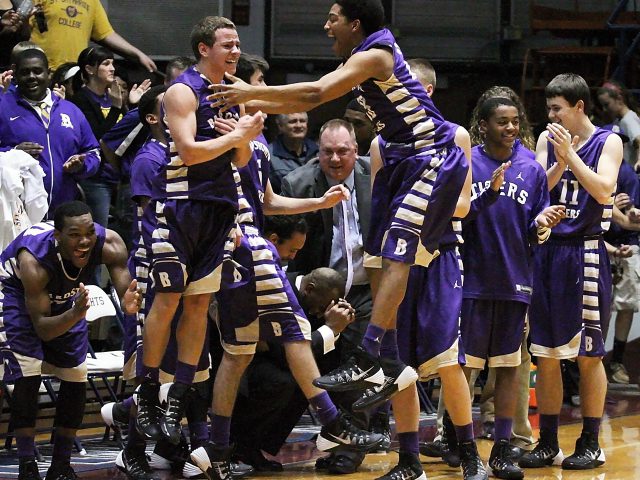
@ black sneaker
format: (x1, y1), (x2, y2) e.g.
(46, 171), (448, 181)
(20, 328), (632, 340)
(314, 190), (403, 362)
(148, 436), (190, 471)
(518, 438), (564, 468)
(561, 433), (605, 470)
(459, 440), (488, 480)
(160, 382), (192, 445)
(370, 410), (392, 452)
(101, 401), (130, 430)
(375, 452), (425, 480)
(190, 442), (233, 480)
(316, 412), (385, 452)
(419, 439), (444, 458)
(487, 439), (524, 480)
(136, 380), (162, 441)
(441, 412), (460, 468)
(44, 463), (78, 480)
(230, 462), (255, 479)
(116, 448), (160, 480)
(18, 458), (41, 480)
(313, 347), (384, 392)
(184, 460), (253, 479)
(352, 358), (418, 412)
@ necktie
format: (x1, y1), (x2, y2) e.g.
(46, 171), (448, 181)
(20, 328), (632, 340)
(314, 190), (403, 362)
(38, 102), (50, 128)
(341, 186), (353, 296)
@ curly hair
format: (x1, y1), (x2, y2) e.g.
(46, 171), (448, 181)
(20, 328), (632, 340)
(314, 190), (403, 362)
(469, 86), (535, 150)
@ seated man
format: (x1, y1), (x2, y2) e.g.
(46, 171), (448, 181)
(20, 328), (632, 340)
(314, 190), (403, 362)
(268, 112), (319, 193)
(0, 201), (140, 480)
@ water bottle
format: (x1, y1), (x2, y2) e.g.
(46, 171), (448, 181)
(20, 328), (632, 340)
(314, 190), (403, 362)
(16, 0), (33, 19)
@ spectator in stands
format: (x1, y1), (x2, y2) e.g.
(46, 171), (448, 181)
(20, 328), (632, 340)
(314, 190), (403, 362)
(0, 201), (140, 480)
(343, 98), (375, 159)
(269, 112), (319, 193)
(598, 80), (640, 171)
(29, 0), (156, 72)
(0, 48), (99, 216)
(50, 62), (80, 99)
(70, 46), (127, 230)
(0, 0), (33, 71)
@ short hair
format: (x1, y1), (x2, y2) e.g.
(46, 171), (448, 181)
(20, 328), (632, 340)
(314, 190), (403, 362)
(336, 0), (385, 36)
(345, 97), (366, 114)
(319, 118), (357, 144)
(165, 56), (195, 78)
(54, 201), (92, 231)
(264, 214), (308, 241)
(408, 58), (436, 89)
(477, 97), (518, 123)
(78, 46), (114, 81)
(15, 48), (48, 71)
(306, 267), (346, 299)
(275, 112), (307, 126)
(138, 85), (168, 124)
(597, 79), (637, 112)
(235, 53), (269, 84)
(545, 73), (591, 113)
(469, 86), (535, 150)
(190, 16), (236, 60)
(10, 41), (43, 65)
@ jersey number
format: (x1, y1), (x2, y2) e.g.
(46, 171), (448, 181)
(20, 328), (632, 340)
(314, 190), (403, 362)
(559, 179), (580, 206)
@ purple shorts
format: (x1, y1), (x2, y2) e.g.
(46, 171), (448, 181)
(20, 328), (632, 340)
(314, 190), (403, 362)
(215, 225), (311, 355)
(397, 247), (465, 380)
(530, 237), (611, 359)
(460, 298), (528, 369)
(145, 199), (236, 295)
(366, 146), (467, 267)
(0, 293), (88, 382)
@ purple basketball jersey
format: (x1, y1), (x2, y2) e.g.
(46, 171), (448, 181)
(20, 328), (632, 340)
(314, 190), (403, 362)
(548, 128), (615, 236)
(463, 142), (550, 303)
(155, 66), (241, 206)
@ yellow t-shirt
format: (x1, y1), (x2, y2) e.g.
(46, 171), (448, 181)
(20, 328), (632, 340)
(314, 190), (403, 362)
(31, 0), (114, 70)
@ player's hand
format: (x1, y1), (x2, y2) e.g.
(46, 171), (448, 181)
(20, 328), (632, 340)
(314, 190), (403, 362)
(235, 111), (264, 142)
(15, 142), (44, 158)
(232, 224), (242, 248)
(213, 116), (238, 135)
(71, 283), (90, 321)
(121, 279), (142, 315)
(615, 244), (633, 258)
(324, 300), (355, 336)
(128, 78), (152, 105)
(490, 161), (510, 192)
(63, 154), (86, 173)
(628, 207), (640, 223)
(615, 192), (632, 211)
(535, 205), (566, 228)
(546, 123), (578, 162)
(208, 73), (253, 113)
(320, 184), (350, 209)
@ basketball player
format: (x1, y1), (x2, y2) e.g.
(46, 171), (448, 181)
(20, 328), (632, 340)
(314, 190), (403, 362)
(190, 71), (384, 480)
(521, 73), (622, 471)
(0, 201), (140, 480)
(135, 16), (264, 446)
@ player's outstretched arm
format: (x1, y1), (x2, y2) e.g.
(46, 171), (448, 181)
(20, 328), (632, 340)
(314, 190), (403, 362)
(209, 49), (392, 114)
(20, 252), (88, 341)
(102, 229), (141, 315)
(453, 127), (472, 218)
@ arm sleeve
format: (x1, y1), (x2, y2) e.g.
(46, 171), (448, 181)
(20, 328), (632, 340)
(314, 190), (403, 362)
(310, 325), (338, 356)
(463, 188), (500, 224)
(72, 115), (101, 179)
(90, 0), (115, 42)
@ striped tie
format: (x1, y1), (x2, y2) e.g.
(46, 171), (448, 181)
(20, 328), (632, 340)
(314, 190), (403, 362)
(38, 102), (50, 128)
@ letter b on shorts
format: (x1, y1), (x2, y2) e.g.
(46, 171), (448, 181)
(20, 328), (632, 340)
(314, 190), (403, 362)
(394, 238), (407, 256)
